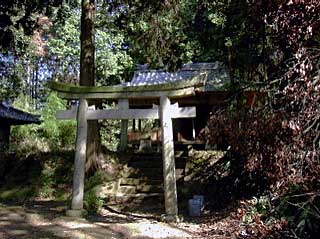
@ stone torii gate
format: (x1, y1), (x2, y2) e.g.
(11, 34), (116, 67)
(48, 75), (205, 221)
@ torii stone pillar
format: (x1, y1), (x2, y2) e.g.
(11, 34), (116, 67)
(119, 99), (129, 152)
(159, 96), (178, 220)
(66, 98), (88, 217)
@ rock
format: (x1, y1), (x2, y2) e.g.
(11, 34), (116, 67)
(65, 209), (87, 218)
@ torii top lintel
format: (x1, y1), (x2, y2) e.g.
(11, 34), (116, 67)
(47, 73), (207, 100)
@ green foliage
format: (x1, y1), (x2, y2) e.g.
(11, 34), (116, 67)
(0, 53), (24, 100)
(84, 189), (104, 213)
(95, 28), (133, 84)
(0, 1), (318, 237)
(11, 92), (76, 152)
(39, 93), (76, 149)
(0, 186), (36, 203)
(0, 150), (74, 202)
(243, 195), (271, 224)
(48, 6), (81, 78)
(84, 171), (108, 213)
(99, 102), (122, 151)
(0, 0), (63, 50)
(110, 0), (193, 69)
(274, 187), (320, 238)
(38, 162), (56, 198)
(100, 120), (121, 152)
(37, 153), (73, 199)
(48, 2), (134, 85)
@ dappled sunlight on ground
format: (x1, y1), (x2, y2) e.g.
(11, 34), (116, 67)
(0, 201), (196, 239)
(123, 222), (191, 238)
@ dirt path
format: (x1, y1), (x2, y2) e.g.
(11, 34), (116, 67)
(0, 201), (199, 239)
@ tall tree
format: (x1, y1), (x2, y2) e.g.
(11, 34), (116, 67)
(80, 0), (95, 87)
(80, 0), (102, 170)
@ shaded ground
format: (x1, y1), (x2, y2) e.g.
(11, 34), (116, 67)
(0, 200), (197, 239)
(0, 199), (286, 239)
(0, 151), (290, 238)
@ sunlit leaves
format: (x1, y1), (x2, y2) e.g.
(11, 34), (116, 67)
(95, 28), (133, 84)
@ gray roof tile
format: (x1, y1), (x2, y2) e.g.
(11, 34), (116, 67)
(0, 102), (40, 125)
(125, 62), (230, 91)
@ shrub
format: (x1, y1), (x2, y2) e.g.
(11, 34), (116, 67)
(83, 171), (108, 213)
(11, 92), (76, 152)
(202, 98), (319, 238)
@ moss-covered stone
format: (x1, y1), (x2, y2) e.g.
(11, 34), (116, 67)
(47, 73), (206, 94)
(181, 148), (226, 192)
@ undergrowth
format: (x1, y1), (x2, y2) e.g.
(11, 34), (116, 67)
(201, 101), (320, 238)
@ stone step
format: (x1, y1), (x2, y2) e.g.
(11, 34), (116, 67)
(130, 156), (162, 161)
(131, 152), (186, 160)
(112, 193), (164, 203)
(128, 160), (186, 169)
(136, 184), (163, 193)
(130, 155), (187, 162)
(174, 142), (206, 151)
(133, 152), (162, 157)
(121, 167), (185, 180)
(118, 185), (163, 194)
(120, 178), (163, 186)
(118, 185), (137, 194)
(131, 152), (161, 160)
(121, 167), (163, 177)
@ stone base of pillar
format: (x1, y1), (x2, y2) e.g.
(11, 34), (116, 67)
(160, 214), (182, 223)
(65, 209), (87, 218)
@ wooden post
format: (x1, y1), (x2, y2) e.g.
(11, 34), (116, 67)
(119, 99), (129, 152)
(66, 98), (88, 217)
(0, 125), (10, 152)
(159, 96), (178, 220)
(133, 119), (136, 131)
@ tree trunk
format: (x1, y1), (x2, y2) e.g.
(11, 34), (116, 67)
(80, 0), (102, 171)
(25, 60), (31, 108)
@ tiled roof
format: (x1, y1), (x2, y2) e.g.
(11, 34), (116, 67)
(0, 102), (40, 125)
(125, 62), (230, 91)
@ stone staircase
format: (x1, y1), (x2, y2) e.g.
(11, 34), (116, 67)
(110, 151), (187, 204)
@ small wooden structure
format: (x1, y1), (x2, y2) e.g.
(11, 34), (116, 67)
(49, 62), (234, 220)
(0, 102), (40, 151)
(126, 62), (232, 142)
(128, 62), (260, 142)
